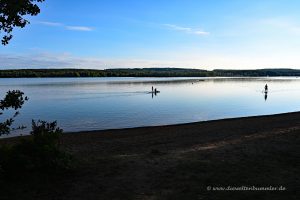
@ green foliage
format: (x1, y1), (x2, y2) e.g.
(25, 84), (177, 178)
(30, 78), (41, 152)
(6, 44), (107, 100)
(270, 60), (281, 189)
(0, 120), (72, 176)
(0, 0), (44, 45)
(31, 120), (62, 146)
(0, 68), (106, 77)
(1, 68), (300, 78)
(0, 90), (28, 135)
(212, 68), (300, 77)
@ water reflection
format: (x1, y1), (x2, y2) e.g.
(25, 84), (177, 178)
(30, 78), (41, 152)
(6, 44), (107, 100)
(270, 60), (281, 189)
(264, 91), (268, 101)
(264, 84), (268, 101)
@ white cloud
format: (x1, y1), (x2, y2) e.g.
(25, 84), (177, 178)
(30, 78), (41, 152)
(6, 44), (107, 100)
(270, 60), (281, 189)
(164, 24), (192, 32)
(163, 24), (209, 36)
(38, 21), (63, 27)
(193, 30), (210, 35)
(2, 50), (300, 70)
(37, 21), (94, 32)
(0, 52), (180, 69)
(65, 26), (93, 31)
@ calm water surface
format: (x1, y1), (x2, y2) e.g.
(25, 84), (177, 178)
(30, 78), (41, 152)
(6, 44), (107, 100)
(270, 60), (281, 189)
(1, 77), (300, 137)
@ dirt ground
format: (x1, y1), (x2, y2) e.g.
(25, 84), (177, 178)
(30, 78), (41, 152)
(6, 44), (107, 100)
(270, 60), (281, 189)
(1, 112), (300, 200)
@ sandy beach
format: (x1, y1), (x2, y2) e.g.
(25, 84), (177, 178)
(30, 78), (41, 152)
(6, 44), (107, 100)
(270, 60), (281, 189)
(1, 112), (300, 199)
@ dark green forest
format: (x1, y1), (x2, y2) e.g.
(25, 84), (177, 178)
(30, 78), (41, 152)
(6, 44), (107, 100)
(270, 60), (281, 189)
(0, 68), (300, 78)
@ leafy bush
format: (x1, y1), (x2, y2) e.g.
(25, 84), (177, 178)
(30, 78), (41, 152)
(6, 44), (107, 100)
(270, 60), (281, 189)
(0, 120), (72, 177)
(0, 90), (28, 135)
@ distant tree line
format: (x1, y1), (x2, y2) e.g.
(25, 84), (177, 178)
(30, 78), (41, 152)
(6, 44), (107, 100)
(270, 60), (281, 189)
(213, 69), (300, 77)
(0, 68), (300, 78)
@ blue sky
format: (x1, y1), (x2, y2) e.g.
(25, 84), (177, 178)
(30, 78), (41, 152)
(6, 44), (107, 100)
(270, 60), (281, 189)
(1, 0), (300, 69)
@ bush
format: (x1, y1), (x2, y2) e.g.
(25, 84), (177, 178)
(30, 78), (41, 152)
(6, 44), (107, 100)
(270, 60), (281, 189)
(0, 90), (28, 135)
(0, 120), (72, 177)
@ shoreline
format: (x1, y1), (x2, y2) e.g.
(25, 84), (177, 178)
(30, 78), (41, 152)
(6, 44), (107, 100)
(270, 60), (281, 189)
(0, 76), (296, 78)
(1, 68), (300, 78)
(65, 111), (300, 136)
(2, 111), (300, 140)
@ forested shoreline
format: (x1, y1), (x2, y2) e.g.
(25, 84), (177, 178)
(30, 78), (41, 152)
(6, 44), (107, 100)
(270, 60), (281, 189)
(0, 68), (300, 78)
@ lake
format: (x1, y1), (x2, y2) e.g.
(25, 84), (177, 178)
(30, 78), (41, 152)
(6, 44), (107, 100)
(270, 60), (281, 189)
(1, 77), (300, 137)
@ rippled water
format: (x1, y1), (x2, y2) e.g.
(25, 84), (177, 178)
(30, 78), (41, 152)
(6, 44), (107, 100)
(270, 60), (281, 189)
(1, 77), (300, 137)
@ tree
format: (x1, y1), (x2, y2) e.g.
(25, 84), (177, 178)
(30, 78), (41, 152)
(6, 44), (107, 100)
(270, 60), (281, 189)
(0, 0), (43, 133)
(0, 0), (44, 45)
(0, 90), (28, 135)
(0, 0), (72, 177)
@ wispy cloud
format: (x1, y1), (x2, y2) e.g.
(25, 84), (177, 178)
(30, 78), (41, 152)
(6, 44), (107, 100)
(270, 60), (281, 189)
(37, 21), (94, 32)
(0, 52), (179, 69)
(163, 24), (209, 36)
(38, 21), (63, 27)
(1, 50), (300, 70)
(65, 26), (93, 31)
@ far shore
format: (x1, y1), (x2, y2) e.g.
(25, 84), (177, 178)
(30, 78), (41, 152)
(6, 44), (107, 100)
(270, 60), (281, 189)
(1, 111), (300, 199)
(1, 68), (300, 78)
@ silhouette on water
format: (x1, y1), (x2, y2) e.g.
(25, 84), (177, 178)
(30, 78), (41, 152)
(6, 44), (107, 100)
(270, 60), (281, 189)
(264, 84), (268, 101)
(151, 86), (160, 98)
(264, 92), (268, 101)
